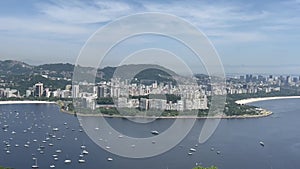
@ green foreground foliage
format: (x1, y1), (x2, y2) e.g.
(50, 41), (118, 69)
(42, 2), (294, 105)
(0, 167), (13, 169)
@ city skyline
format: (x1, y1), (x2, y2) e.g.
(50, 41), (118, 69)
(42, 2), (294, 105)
(0, 0), (299, 74)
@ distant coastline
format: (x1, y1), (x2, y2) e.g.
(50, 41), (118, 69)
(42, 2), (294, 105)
(235, 96), (300, 105)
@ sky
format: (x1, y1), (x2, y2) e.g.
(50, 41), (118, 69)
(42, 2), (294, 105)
(0, 0), (299, 74)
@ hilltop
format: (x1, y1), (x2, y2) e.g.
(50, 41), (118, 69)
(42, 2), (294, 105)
(0, 60), (179, 95)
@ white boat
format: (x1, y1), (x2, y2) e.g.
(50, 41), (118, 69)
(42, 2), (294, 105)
(52, 128), (59, 131)
(78, 159), (86, 163)
(107, 157), (113, 161)
(189, 148), (197, 152)
(259, 141), (265, 147)
(82, 150), (89, 155)
(80, 145), (86, 149)
(188, 152), (193, 155)
(55, 149), (62, 153)
(151, 130), (159, 135)
(64, 159), (72, 164)
(50, 164), (55, 168)
(32, 158), (39, 168)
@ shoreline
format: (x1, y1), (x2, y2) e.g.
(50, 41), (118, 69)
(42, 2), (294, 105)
(0, 100), (273, 119)
(62, 108), (272, 119)
(235, 96), (300, 105)
(0, 100), (56, 105)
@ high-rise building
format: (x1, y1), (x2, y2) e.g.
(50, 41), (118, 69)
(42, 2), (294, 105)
(97, 86), (105, 98)
(72, 85), (80, 98)
(34, 82), (43, 97)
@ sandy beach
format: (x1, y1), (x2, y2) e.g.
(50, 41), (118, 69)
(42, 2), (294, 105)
(0, 100), (56, 105)
(235, 96), (300, 105)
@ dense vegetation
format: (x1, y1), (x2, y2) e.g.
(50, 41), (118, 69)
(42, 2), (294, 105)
(0, 166), (13, 169)
(225, 96), (259, 116)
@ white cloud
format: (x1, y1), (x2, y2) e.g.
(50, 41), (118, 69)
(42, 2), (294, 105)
(36, 0), (133, 24)
(0, 17), (89, 35)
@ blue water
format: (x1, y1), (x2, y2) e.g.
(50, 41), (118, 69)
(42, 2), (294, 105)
(0, 99), (300, 169)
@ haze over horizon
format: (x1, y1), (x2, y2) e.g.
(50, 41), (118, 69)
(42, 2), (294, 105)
(0, 0), (299, 74)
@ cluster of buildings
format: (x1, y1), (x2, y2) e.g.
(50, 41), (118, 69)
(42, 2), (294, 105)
(226, 74), (300, 95)
(0, 88), (19, 98)
(1, 74), (300, 111)
(73, 80), (209, 111)
(23, 82), (73, 98)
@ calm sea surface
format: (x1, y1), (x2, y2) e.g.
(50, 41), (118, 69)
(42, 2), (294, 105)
(1, 98), (300, 169)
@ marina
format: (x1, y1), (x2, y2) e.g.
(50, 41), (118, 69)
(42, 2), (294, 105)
(1, 99), (300, 169)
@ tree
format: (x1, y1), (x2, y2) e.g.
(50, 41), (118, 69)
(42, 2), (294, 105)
(193, 166), (218, 169)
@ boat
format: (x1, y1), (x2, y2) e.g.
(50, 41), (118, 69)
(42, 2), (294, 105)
(82, 150), (89, 155)
(107, 157), (113, 161)
(32, 158), (39, 168)
(55, 149), (62, 153)
(259, 141), (265, 147)
(50, 164), (55, 168)
(188, 152), (193, 155)
(189, 148), (197, 152)
(78, 159), (86, 163)
(52, 128), (59, 131)
(64, 159), (72, 164)
(151, 130), (159, 135)
(216, 151), (221, 155)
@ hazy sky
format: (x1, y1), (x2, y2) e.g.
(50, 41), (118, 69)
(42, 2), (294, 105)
(0, 0), (299, 74)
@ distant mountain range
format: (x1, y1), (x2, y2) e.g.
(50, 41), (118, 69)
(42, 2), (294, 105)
(0, 60), (178, 81)
(0, 60), (185, 94)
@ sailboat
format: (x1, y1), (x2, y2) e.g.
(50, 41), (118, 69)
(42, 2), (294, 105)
(32, 158), (39, 168)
